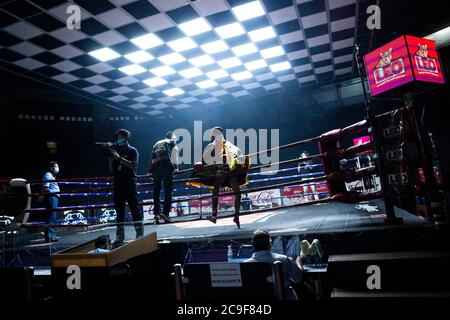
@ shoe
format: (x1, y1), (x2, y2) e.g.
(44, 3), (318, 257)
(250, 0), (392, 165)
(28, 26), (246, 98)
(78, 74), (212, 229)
(312, 239), (324, 258)
(161, 214), (172, 223)
(208, 214), (217, 224)
(135, 228), (144, 239)
(112, 239), (124, 247)
(233, 215), (241, 229)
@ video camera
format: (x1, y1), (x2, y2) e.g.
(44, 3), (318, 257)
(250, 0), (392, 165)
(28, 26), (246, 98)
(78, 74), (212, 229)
(95, 141), (117, 156)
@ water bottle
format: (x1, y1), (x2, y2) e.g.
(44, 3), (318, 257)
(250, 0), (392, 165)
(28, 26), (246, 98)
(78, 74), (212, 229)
(227, 245), (233, 263)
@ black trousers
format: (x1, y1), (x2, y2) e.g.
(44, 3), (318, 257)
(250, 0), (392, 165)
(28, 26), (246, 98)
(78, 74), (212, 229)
(113, 178), (143, 240)
(152, 165), (174, 216)
(44, 195), (58, 240)
(212, 176), (241, 216)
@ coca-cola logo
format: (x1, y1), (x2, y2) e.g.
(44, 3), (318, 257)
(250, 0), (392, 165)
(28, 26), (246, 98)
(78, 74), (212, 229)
(250, 191), (273, 202)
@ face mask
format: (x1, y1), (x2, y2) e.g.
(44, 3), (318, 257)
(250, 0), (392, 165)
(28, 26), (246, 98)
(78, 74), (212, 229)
(117, 138), (127, 146)
(52, 167), (59, 175)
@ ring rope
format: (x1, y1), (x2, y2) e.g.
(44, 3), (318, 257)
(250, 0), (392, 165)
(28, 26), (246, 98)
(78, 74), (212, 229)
(24, 174), (329, 213)
(24, 191), (331, 226)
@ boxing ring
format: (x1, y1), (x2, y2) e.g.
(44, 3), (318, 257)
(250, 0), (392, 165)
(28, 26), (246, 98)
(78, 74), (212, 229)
(0, 106), (437, 267)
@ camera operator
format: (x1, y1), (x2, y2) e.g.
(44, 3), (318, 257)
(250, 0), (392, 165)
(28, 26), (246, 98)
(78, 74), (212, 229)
(108, 129), (143, 245)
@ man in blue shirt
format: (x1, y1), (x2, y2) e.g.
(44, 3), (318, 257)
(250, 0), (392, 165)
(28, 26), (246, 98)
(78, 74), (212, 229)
(42, 161), (60, 242)
(245, 229), (303, 300)
(108, 129), (142, 245)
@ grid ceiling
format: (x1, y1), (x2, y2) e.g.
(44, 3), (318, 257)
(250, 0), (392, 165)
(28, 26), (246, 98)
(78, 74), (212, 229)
(0, 0), (358, 116)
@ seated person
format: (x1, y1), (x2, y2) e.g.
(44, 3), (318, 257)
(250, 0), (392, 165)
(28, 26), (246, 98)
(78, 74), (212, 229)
(88, 235), (111, 253)
(245, 229), (302, 300)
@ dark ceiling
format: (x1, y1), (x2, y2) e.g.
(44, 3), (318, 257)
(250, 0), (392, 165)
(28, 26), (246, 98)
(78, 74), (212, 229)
(0, 0), (359, 116)
(0, 0), (449, 118)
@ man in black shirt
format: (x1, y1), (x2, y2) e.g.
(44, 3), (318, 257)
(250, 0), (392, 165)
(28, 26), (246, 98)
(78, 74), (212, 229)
(149, 131), (179, 224)
(109, 129), (143, 244)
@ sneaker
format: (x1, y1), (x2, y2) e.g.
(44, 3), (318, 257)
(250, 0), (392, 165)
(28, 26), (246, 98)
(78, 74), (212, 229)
(208, 214), (217, 224)
(161, 214), (172, 223)
(112, 239), (124, 247)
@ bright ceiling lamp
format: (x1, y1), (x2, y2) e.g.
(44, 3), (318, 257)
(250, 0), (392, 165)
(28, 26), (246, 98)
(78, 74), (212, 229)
(201, 40), (229, 54)
(232, 1), (265, 22)
(189, 55), (215, 67)
(163, 88), (185, 96)
(119, 64), (146, 75)
(248, 26), (276, 42)
(269, 61), (291, 72)
(179, 18), (211, 36)
(260, 45), (284, 59)
(179, 67), (203, 78)
(244, 59), (267, 70)
(215, 22), (245, 39)
(131, 33), (163, 49)
(425, 26), (450, 48)
(167, 37), (197, 52)
(150, 65), (176, 77)
(124, 50), (153, 63)
(143, 77), (167, 87)
(196, 79), (217, 89)
(88, 48), (120, 61)
(158, 52), (186, 65)
(217, 57), (241, 69)
(232, 43), (258, 56)
(231, 70), (252, 81)
(206, 69), (229, 79)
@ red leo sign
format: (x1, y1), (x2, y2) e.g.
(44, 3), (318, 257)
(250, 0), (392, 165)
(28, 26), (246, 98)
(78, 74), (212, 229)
(364, 35), (445, 96)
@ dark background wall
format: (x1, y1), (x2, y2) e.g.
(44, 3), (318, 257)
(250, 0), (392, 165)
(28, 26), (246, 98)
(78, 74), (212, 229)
(0, 47), (449, 186)
(0, 74), (366, 180)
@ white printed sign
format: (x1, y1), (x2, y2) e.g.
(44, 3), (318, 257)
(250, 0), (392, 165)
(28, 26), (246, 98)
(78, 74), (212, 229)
(209, 263), (242, 287)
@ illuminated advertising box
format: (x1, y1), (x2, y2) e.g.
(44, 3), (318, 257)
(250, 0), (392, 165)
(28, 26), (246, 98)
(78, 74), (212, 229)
(363, 35), (445, 96)
(406, 35), (445, 84)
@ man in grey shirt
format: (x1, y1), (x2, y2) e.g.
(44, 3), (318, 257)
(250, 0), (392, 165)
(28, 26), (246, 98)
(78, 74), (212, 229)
(245, 229), (303, 300)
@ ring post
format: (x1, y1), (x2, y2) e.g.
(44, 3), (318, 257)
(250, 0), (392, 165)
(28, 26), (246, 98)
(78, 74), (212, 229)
(405, 95), (448, 233)
(174, 263), (184, 300)
(353, 44), (403, 224)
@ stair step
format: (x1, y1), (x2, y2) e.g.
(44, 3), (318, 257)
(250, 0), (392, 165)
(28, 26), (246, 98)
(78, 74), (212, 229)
(331, 288), (450, 298)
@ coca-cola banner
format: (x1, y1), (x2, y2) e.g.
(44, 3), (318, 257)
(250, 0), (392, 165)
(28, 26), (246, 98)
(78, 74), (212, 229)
(247, 189), (282, 209)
